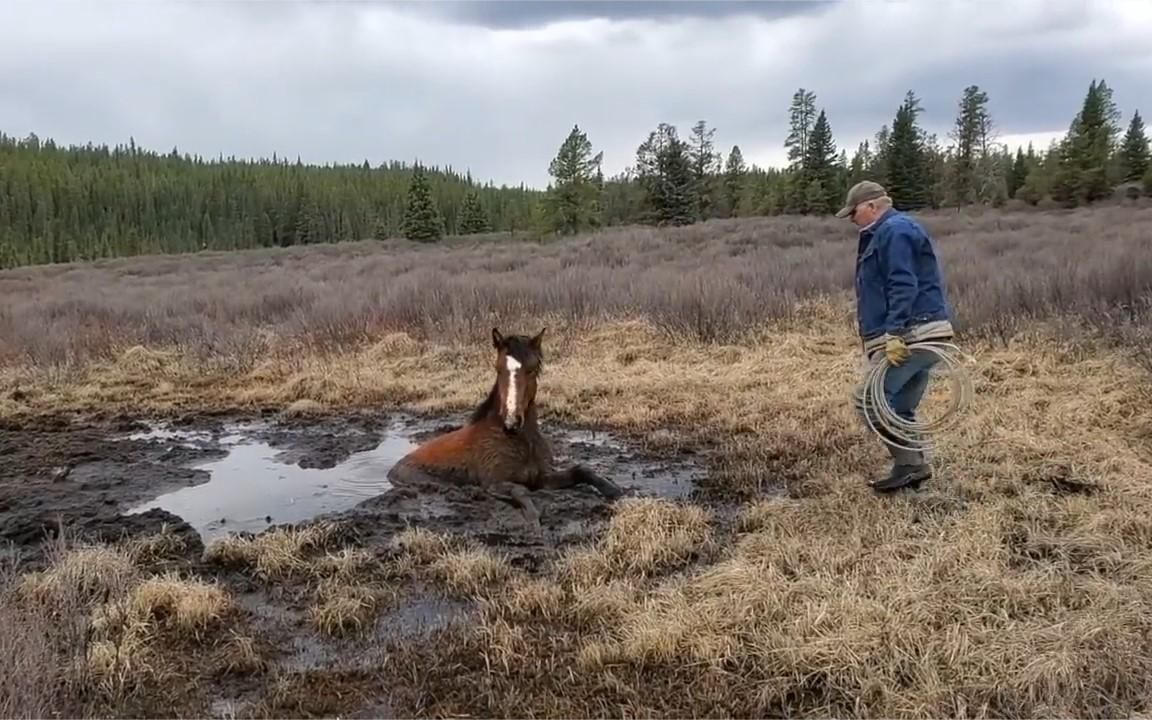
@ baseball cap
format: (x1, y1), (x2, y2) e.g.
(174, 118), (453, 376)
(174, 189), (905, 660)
(835, 180), (888, 218)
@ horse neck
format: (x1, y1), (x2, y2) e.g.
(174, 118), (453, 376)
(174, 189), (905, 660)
(471, 380), (541, 432)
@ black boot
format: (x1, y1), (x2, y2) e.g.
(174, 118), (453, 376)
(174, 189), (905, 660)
(870, 445), (932, 492)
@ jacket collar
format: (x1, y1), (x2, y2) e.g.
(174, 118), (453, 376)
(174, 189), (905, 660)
(857, 207), (897, 256)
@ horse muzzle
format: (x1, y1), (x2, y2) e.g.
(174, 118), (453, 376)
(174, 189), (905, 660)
(503, 416), (524, 433)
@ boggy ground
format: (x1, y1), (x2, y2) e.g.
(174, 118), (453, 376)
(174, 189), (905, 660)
(4, 305), (1152, 718)
(5, 205), (1152, 718)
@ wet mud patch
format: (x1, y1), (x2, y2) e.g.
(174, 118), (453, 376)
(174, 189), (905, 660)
(1, 409), (713, 717)
(112, 411), (708, 548)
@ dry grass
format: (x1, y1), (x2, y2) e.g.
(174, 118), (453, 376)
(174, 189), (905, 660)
(0, 532), (250, 715)
(310, 580), (394, 638)
(3, 209), (1152, 716)
(202, 521), (341, 579)
(429, 546), (516, 596)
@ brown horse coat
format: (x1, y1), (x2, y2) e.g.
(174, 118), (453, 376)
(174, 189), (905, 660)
(386, 327), (623, 528)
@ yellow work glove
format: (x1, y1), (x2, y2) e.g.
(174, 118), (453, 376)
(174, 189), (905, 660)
(884, 335), (910, 366)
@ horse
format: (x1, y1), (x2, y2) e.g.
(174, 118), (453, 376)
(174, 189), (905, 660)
(386, 327), (625, 531)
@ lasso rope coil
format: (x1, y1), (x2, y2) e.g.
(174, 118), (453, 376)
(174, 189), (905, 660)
(859, 341), (975, 454)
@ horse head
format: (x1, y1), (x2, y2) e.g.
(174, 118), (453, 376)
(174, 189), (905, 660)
(491, 326), (545, 433)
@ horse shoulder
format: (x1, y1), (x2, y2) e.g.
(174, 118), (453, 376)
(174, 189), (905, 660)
(399, 425), (479, 470)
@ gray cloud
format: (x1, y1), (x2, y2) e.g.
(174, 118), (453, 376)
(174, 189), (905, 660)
(1, 0), (1149, 189)
(409, 0), (832, 28)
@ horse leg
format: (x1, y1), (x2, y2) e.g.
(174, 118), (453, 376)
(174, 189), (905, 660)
(485, 481), (543, 531)
(541, 465), (625, 500)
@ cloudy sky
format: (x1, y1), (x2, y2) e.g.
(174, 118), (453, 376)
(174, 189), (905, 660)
(3, 0), (1150, 188)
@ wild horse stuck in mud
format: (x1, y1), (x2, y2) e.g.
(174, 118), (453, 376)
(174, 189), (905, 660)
(387, 327), (625, 530)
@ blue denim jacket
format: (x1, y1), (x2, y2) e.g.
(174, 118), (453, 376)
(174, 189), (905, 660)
(855, 208), (951, 341)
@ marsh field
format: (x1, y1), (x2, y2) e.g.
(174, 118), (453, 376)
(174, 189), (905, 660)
(3, 203), (1152, 718)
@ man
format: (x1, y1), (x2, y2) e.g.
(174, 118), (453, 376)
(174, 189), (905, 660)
(837, 180), (954, 492)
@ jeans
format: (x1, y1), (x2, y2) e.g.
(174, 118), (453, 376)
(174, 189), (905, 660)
(853, 347), (942, 466)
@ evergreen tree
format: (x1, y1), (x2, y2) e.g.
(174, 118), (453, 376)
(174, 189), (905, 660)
(1118, 110), (1150, 183)
(723, 145), (747, 217)
(849, 140), (873, 186)
(544, 124), (604, 234)
(801, 109), (839, 213)
(401, 165), (444, 242)
(458, 190), (491, 234)
(784, 88), (818, 169)
(947, 84), (994, 206)
(1052, 78), (1123, 205)
(1008, 146), (1029, 198)
(688, 120), (721, 221)
(886, 91), (932, 209)
(871, 126), (891, 188)
(635, 123), (695, 226)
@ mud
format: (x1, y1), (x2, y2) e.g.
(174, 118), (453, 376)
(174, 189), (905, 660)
(0, 408), (712, 717)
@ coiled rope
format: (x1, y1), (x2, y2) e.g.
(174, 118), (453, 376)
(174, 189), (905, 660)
(859, 340), (975, 454)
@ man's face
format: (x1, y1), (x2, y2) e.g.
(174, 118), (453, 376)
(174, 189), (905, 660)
(850, 200), (881, 228)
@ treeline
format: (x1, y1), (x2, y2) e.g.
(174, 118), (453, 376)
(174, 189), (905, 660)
(532, 78), (1152, 238)
(0, 136), (539, 267)
(1, 77), (1149, 266)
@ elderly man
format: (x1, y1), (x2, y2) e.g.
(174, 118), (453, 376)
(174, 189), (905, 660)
(837, 180), (955, 492)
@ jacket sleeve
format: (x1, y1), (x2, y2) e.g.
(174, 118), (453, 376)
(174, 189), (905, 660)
(881, 223), (919, 336)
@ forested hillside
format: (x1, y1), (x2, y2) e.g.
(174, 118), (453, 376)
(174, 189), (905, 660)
(0, 78), (1148, 268)
(0, 135), (541, 267)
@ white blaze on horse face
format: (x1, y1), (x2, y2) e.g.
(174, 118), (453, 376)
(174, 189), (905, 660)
(504, 354), (522, 427)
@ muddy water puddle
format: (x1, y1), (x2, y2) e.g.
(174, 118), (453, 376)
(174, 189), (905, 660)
(123, 413), (706, 542)
(126, 418), (417, 541)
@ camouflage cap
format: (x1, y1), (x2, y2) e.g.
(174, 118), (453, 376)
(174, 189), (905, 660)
(835, 180), (888, 218)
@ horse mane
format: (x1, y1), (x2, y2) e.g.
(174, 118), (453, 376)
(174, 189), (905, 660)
(469, 380), (500, 424)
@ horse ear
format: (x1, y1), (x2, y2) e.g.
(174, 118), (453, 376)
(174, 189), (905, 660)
(530, 327), (546, 350)
(491, 328), (504, 349)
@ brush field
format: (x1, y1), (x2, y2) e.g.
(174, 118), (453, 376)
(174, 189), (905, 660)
(3, 204), (1152, 718)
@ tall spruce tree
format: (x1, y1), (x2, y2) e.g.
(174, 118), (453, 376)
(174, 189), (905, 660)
(1119, 110), (1150, 184)
(784, 88), (818, 168)
(635, 123), (695, 226)
(688, 120), (721, 221)
(849, 140), (873, 186)
(947, 85), (993, 206)
(544, 124), (604, 234)
(1008, 146), (1029, 198)
(1052, 78), (1123, 205)
(801, 109), (839, 213)
(723, 145), (747, 217)
(400, 165), (444, 242)
(886, 91), (932, 209)
(458, 190), (491, 234)
(784, 88), (818, 212)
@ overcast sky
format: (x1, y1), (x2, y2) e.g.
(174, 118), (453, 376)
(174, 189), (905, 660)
(3, 0), (1150, 189)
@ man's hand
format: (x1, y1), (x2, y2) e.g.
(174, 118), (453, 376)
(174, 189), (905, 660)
(884, 335), (910, 366)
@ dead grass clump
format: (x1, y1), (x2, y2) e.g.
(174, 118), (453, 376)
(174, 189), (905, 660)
(559, 497), (713, 585)
(483, 577), (567, 624)
(309, 582), (394, 638)
(366, 331), (422, 359)
(115, 345), (178, 375)
(215, 631), (269, 675)
(16, 544), (138, 607)
(315, 547), (377, 583)
(429, 546), (515, 597)
(283, 398), (325, 417)
(128, 572), (234, 639)
(391, 526), (455, 565)
(126, 525), (190, 564)
(202, 521), (340, 579)
(0, 582), (79, 718)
